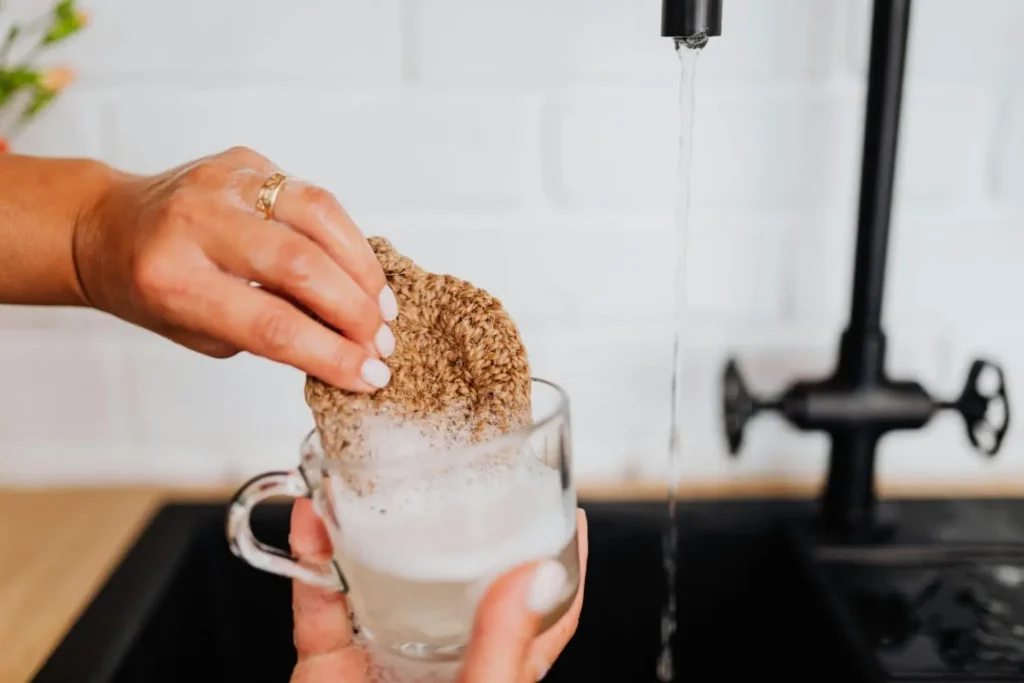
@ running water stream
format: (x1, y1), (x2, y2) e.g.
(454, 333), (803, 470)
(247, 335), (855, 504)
(657, 33), (706, 683)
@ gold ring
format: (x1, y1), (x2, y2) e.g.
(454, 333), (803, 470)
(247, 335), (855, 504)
(255, 172), (288, 220)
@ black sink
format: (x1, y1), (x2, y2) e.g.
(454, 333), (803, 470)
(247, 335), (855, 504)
(30, 497), (1024, 682)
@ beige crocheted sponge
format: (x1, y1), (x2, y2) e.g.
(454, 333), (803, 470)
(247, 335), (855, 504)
(304, 236), (532, 460)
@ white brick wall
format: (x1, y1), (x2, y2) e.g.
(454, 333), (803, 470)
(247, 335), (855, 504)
(1, 0), (1022, 488)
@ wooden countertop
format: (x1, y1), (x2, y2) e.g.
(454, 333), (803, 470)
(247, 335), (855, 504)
(3, 477), (1023, 682)
(0, 486), (228, 683)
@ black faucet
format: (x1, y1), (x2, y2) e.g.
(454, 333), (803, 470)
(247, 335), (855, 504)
(662, 0), (1011, 542)
(661, 0), (722, 41)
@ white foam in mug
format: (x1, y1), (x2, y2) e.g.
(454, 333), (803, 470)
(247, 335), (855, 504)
(322, 416), (577, 656)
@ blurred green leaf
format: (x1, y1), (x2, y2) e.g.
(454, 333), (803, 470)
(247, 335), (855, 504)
(0, 1), (83, 130)
(20, 84), (55, 121)
(0, 24), (20, 63)
(0, 67), (39, 109)
(43, 0), (84, 45)
(0, 67), (40, 89)
(55, 0), (76, 21)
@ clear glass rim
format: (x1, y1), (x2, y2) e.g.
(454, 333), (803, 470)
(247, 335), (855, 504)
(300, 376), (569, 472)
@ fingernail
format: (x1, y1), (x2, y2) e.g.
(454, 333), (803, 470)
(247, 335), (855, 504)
(527, 560), (567, 614)
(379, 286), (398, 322)
(535, 663), (550, 681)
(374, 324), (395, 358)
(361, 358), (391, 388)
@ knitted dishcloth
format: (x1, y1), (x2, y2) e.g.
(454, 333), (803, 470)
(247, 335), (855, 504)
(304, 237), (532, 462)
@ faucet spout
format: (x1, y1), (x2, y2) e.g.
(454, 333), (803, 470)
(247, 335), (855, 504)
(661, 0), (723, 39)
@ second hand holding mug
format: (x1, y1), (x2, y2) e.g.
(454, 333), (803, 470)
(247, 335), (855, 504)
(225, 378), (579, 663)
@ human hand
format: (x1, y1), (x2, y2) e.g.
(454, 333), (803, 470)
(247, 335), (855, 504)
(73, 147), (397, 391)
(288, 498), (588, 683)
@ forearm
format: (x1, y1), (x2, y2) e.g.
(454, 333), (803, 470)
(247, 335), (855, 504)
(0, 154), (121, 306)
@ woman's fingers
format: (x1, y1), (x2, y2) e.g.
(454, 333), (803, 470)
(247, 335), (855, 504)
(528, 509), (588, 678)
(202, 207), (392, 357)
(458, 558), (571, 683)
(237, 170), (396, 322)
(290, 499), (355, 660)
(164, 329), (239, 359)
(290, 500), (371, 683)
(290, 649), (370, 683)
(167, 270), (390, 391)
(289, 498), (333, 559)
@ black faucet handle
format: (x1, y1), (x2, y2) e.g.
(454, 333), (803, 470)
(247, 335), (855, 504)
(722, 358), (759, 456)
(950, 359), (1010, 457)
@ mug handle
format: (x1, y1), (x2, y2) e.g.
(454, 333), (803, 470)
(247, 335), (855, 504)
(226, 470), (346, 591)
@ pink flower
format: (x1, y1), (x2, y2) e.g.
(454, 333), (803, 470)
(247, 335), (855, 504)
(40, 67), (76, 93)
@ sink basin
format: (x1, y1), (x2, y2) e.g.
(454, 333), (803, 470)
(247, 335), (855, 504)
(30, 497), (1024, 682)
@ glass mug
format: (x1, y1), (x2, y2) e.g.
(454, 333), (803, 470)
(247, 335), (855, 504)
(226, 378), (580, 662)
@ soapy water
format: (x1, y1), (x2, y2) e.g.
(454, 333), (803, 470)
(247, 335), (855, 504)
(315, 415), (579, 680)
(658, 33), (707, 683)
(358, 642), (462, 683)
(327, 447), (574, 582)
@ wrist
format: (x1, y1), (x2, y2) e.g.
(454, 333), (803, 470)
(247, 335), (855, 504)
(0, 154), (127, 307)
(70, 159), (135, 309)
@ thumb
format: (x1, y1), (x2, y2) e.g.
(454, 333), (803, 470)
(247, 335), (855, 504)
(457, 559), (569, 683)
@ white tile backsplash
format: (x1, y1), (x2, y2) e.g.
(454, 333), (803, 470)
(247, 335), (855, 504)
(2, 0), (1022, 487)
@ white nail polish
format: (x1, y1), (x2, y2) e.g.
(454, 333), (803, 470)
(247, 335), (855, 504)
(535, 663), (550, 681)
(374, 324), (395, 358)
(361, 358), (391, 388)
(527, 560), (567, 614)
(379, 286), (399, 322)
